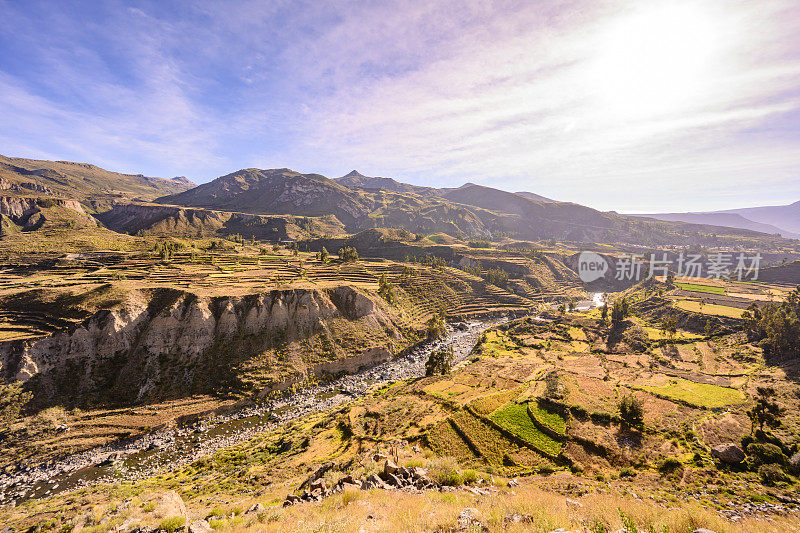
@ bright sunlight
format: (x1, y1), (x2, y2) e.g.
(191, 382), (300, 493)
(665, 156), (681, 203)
(590, 2), (729, 121)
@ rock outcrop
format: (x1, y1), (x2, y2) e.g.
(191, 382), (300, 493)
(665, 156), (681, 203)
(0, 286), (407, 407)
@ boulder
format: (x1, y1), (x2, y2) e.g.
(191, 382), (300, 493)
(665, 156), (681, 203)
(373, 453), (388, 462)
(188, 519), (213, 533)
(710, 443), (745, 464)
(385, 473), (404, 487)
(156, 490), (187, 520)
(365, 473), (387, 489)
(456, 508), (488, 532)
(383, 459), (399, 477)
(309, 478), (328, 493)
(283, 494), (302, 507)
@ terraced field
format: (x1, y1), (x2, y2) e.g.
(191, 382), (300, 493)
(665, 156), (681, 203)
(637, 377), (747, 409)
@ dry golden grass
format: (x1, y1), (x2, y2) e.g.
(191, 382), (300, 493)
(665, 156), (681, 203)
(188, 483), (800, 532)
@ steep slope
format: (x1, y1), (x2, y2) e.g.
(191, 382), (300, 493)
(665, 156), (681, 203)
(629, 212), (796, 238)
(0, 155), (194, 205)
(157, 168), (370, 227)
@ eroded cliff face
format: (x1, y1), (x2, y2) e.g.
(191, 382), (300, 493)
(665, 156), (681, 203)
(0, 196), (96, 231)
(0, 286), (409, 408)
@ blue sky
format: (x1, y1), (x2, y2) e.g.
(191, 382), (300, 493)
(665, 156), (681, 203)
(1, 0), (799, 212)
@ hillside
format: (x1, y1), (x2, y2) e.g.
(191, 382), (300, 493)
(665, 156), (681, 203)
(157, 168), (370, 226)
(0, 155), (194, 206)
(96, 203), (347, 240)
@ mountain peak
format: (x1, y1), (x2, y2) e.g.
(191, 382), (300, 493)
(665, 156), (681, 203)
(343, 170), (365, 178)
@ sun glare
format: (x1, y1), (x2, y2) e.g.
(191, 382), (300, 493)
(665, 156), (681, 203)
(590, 3), (726, 121)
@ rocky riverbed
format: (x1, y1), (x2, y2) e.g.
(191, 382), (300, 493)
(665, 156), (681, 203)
(0, 319), (499, 506)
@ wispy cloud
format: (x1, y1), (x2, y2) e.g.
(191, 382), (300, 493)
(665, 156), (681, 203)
(0, 0), (798, 210)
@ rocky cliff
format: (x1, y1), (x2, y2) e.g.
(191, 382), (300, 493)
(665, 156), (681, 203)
(0, 286), (412, 408)
(0, 195), (97, 231)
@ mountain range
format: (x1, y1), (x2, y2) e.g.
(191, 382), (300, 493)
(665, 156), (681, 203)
(0, 154), (796, 247)
(155, 167), (795, 247)
(631, 202), (800, 239)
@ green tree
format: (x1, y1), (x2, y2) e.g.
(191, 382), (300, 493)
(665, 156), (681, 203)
(747, 386), (783, 433)
(619, 394), (645, 428)
(378, 273), (396, 304)
(338, 246), (359, 263)
(426, 308), (447, 339)
(425, 346), (454, 376)
(610, 297), (629, 329)
(0, 380), (32, 424)
(660, 314), (678, 340)
(317, 246), (329, 263)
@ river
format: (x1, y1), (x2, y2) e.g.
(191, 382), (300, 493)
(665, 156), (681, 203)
(0, 319), (501, 505)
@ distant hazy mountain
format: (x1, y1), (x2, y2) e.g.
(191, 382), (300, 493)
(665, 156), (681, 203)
(0, 155), (194, 203)
(631, 201), (800, 239)
(717, 201), (800, 236)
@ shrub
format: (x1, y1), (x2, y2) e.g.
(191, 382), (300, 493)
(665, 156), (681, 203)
(461, 469), (478, 484)
(759, 463), (789, 485)
(619, 467), (636, 478)
(658, 457), (682, 474)
(590, 411), (613, 425)
(428, 456), (463, 486)
(482, 268), (509, 288)
(747, 442), (787, 467)
(570, 405), (589, 419)
(618, 394), (645, 428)
(158, 517), (186, 533)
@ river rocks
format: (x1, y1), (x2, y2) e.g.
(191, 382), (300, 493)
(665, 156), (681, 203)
(187, 519), (213, 533)
(455, 508), (488, 532)
(711, 443), (745, 464)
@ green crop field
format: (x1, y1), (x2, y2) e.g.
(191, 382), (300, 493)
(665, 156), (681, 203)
(527, 401), (567, 437)
(675, 282), (725, 295)
(639, 377), (746, 409)
(489, 402), (562, 456)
